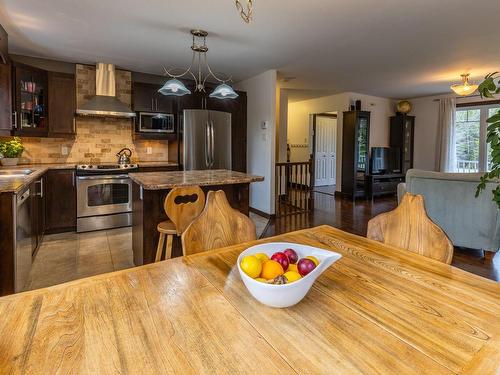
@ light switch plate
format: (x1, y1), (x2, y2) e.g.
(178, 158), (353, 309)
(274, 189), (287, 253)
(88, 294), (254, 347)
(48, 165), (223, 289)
(61, 146), (69, 155)
(146, 147), (153, 155)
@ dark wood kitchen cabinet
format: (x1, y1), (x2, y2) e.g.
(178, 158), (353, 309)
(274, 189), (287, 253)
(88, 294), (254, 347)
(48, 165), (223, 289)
(0, 62), (11, 135)
(12, 63), (49, 137)
(45, 169), (77, 233)
(48, 72), (76, 137)
(132, 82), (176, 113)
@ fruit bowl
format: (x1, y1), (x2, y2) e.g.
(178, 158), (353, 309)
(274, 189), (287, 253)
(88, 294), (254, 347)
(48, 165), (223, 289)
(237, 242), (342, 308)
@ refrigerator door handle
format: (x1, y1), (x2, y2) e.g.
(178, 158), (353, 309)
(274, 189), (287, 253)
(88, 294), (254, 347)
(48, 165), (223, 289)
(205, 120), (211, 167)
(210, 120), (215, 168)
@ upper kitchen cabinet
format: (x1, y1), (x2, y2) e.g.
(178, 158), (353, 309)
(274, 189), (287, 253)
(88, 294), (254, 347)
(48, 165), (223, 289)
(0, 25), (11, 135)
(12, 63), (49, 137)
(132, 82), (176, 113)
(48, 72), (76, 137)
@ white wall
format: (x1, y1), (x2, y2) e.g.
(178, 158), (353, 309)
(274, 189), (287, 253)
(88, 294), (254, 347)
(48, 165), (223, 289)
(406, 93), (499, 171)
(287, 91), (393, 191)
(236, 70), (277, 215)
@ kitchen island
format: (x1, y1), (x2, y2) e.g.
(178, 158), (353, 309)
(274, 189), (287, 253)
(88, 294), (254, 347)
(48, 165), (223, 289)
(129, 169), (264, 265)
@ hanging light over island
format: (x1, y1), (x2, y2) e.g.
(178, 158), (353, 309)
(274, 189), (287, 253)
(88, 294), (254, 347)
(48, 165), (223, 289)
(159, 30), (238, 100)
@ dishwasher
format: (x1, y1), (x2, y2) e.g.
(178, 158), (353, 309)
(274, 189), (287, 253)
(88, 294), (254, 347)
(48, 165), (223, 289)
(15, 187), (32, 292)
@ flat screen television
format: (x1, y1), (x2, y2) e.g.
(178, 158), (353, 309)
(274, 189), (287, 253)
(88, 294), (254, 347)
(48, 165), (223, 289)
(370, 147), (401, 174)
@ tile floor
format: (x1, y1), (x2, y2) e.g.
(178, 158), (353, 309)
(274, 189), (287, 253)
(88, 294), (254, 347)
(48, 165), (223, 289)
(27, 212), (269, 291)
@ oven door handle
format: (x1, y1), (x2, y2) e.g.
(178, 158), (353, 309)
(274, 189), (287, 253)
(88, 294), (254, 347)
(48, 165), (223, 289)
(77, 174), (130, 180)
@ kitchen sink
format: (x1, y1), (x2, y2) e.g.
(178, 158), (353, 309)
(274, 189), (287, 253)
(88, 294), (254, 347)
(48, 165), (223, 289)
(0, 169), (34, 178)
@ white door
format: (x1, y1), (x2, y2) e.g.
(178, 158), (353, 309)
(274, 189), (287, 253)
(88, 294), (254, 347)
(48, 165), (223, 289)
(314, 116), (336, 186)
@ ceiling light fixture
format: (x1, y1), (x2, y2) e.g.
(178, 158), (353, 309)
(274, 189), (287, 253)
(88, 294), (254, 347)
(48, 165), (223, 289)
(235, 0), (253, 23)
(450, 74), (479, 96)
(159, 30), (238, 99)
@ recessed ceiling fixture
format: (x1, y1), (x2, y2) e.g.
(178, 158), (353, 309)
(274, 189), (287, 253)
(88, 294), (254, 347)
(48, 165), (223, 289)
(235, 0), (253, 23)
(450, 74), (479, 96)
(159, 30), (238, 100)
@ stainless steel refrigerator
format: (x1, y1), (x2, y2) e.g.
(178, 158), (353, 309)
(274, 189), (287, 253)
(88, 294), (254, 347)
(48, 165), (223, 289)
(181, 109), (232, 170)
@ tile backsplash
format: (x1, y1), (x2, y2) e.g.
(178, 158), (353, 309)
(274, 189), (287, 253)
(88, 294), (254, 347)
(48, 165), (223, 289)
(0, 63), (171, 164)
(3, 117), (170, 164)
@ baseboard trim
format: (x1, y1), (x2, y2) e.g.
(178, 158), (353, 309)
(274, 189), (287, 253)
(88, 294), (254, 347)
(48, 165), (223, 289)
(250, 207), (275, 219)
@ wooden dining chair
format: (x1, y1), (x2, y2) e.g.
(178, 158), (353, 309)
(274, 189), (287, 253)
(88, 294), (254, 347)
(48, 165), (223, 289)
(181, 190), (256, 256)
(155, 186), (206, 262)
(367, 193), (454, 264)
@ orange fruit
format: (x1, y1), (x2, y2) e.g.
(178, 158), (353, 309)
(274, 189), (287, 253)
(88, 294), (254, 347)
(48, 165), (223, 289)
(240, 255), (262, 278)
(260, 260), (284, 280)
(283, 271), (302, 283)
(288, 263), (298, 273)
(254, 253), (270, 263)
(305, 255), (319, 266)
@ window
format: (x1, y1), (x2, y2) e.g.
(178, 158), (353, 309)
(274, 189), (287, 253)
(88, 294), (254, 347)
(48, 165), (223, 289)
(455, 104), (499, 172)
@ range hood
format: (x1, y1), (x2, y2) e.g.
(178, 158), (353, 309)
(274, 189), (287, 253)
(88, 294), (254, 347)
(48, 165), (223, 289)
(76, 63), (136, 118)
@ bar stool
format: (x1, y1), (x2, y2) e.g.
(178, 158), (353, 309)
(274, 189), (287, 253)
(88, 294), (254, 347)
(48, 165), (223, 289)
(155, 186), (206, 262)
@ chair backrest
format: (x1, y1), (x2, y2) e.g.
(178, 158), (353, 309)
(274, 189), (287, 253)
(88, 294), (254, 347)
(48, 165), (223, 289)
(367, 193), (454, 264)
(181, 190), (256, 256)
(164, 186), (206, 235)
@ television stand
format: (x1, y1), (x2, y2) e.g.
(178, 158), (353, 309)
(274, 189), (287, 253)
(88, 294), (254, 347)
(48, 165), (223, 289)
(367, 173), (405, 199)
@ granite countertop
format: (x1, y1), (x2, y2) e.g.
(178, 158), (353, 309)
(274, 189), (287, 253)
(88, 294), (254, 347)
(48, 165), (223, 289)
(129, 169), (264, 190)
(0, 162), (180, 194)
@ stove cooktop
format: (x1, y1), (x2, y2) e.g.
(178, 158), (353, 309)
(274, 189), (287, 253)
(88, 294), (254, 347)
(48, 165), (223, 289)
(76, 164), (139, 174)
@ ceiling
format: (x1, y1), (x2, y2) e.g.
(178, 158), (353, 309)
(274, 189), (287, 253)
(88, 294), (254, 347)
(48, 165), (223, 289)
(1, 0), (499, 100)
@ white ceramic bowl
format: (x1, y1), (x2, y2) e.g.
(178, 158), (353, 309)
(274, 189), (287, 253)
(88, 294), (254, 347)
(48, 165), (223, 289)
(237, 242), (342, 308)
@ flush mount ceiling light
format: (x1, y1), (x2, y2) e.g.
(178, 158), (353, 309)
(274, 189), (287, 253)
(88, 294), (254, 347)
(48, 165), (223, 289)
(450, 74), (479, 96)
(235, 0), (253, 23)
(159, 30), (238, 100)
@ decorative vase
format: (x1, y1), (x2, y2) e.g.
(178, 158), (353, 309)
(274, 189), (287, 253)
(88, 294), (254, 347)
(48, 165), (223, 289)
(0, 158), (19, 166)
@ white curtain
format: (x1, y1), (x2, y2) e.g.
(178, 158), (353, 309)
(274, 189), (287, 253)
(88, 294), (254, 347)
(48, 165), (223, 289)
(436, 98), (457, 172)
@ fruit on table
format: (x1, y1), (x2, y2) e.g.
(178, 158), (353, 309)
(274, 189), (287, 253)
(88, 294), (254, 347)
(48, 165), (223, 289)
(283, 248), (298, 264)
(261, 260), (284, 280)
(283, 271), (302, 283)
(271, 252), (289, 271)
(297, 258), (316, 276)
(305, 255), (319, 266)
(267, 275), (287, 285)
(288, 263), (298, 273)
(240, 255), (263, 278)
(255, 278), (267, 283)
(254, 253), (270, 262)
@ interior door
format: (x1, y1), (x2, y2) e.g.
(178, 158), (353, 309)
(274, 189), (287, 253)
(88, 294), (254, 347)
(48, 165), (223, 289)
(314, 116), (336, 186)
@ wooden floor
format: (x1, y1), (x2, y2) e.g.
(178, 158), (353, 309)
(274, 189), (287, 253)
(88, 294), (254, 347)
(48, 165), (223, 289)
(264, 191), (500, 281)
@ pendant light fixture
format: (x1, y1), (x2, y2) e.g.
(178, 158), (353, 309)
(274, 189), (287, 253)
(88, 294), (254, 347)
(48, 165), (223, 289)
(159, 30), (238, 100)
(450, 74), (479, 96)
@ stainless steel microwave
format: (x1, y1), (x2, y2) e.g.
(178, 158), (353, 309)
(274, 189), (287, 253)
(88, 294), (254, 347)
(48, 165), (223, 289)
(137, 112), (175, 133)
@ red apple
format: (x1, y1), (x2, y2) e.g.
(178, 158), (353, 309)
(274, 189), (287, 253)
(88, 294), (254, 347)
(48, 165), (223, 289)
(297, 258), (316, 276)
(271, 252), (289, 271)
(283, 248), (298, 264)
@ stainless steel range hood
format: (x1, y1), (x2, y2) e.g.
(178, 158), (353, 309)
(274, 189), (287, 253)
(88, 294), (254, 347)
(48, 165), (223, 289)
(76, 63), (136, 118)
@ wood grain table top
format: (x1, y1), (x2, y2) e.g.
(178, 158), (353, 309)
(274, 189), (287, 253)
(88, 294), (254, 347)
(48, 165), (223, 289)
(128, 169), (264, 190)
(0, 225), (498, 374)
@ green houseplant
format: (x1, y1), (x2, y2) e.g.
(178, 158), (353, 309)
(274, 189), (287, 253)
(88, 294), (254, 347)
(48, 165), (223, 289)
(475, 72), (500, 208)
(0, 137), (24, 166)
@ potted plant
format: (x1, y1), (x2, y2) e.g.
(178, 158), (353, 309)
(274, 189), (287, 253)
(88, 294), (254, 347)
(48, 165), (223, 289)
(0, 137), (24, 166)
(475, 72), (500, 208)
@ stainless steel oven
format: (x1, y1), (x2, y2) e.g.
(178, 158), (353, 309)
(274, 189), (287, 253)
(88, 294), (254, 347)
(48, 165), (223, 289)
(76, 164), (138, 232)
(137, 112), (175, 133)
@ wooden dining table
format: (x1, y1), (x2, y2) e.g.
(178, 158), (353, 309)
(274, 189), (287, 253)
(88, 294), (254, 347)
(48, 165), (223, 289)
(0, 225), (498, 374)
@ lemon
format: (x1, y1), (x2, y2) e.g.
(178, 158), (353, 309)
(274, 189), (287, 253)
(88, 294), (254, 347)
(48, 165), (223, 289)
(305, 255), (319, 266)
(254, 253), (270, 262)
(283, 271), (302, 283)
(255, 278), (267, 283)
(240, 255), (262, 278)
(288, 263), (298, 273)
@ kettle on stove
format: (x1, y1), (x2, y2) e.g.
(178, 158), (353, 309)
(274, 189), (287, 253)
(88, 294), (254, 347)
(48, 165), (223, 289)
(116, 148), (132, 165)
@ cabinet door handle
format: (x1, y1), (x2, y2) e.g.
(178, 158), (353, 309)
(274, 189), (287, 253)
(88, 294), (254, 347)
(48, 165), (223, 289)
(35, 179), (43, 198)
(73, 117), (76, 133)
(151, 97), (154, 111)
(155, 98), (158, 111)
(12, 111), (17, 129)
